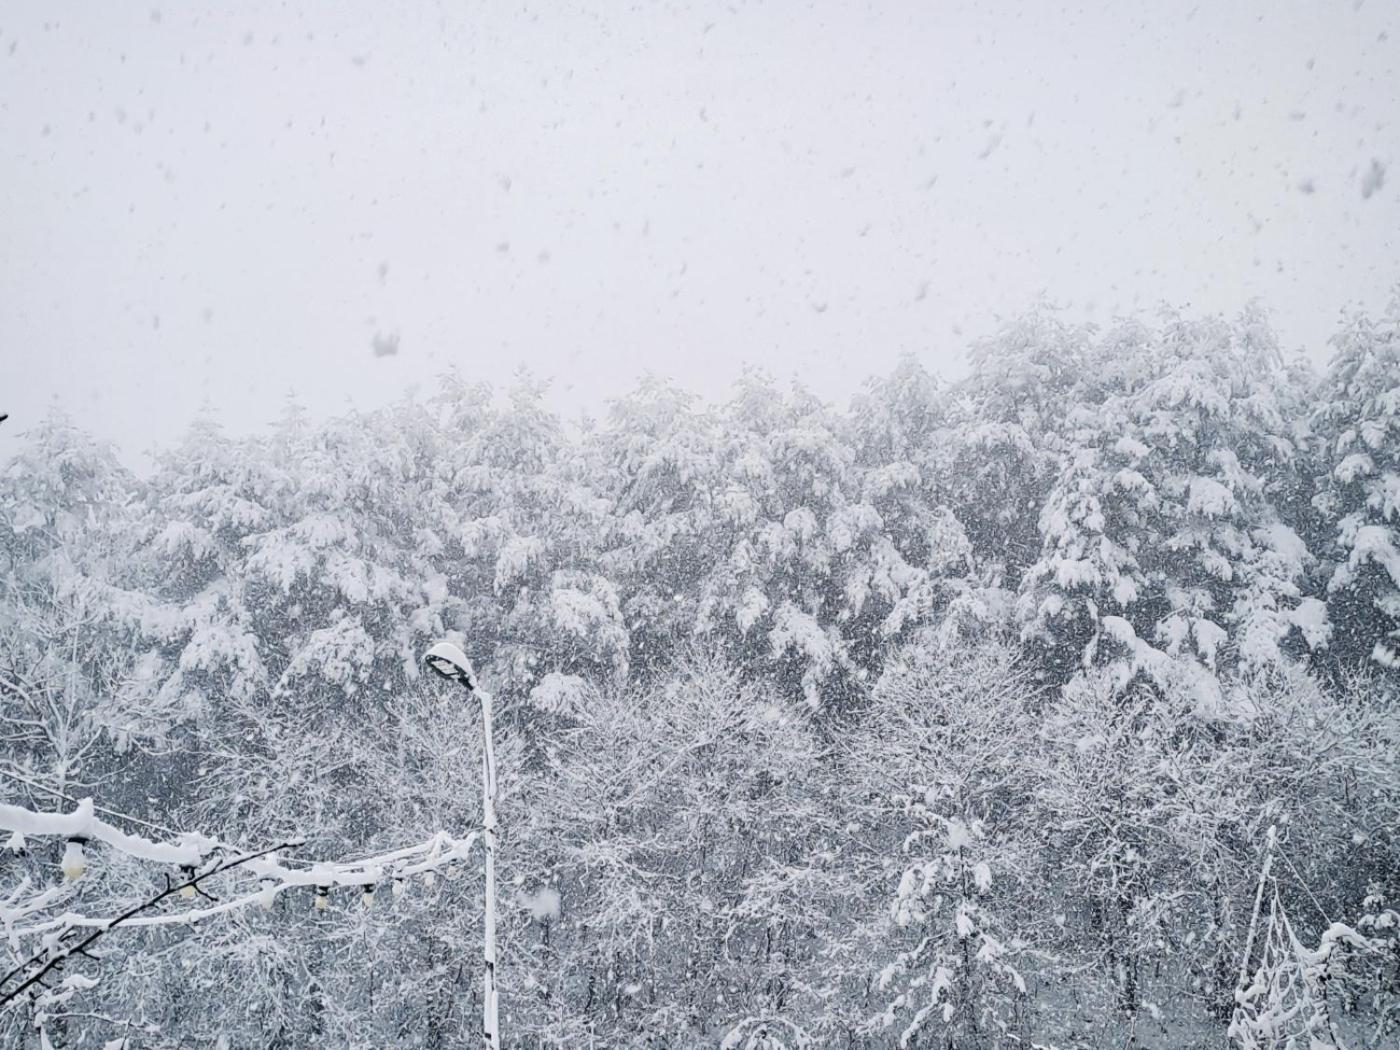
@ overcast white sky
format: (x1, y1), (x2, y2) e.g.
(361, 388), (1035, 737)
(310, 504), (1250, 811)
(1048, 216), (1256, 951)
(2, 1), (1396, 466)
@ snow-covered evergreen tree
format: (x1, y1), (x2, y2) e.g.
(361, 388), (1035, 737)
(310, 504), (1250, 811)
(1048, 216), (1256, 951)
(1019, 310), (1326, 706)
(1313, 293), (1400, 672)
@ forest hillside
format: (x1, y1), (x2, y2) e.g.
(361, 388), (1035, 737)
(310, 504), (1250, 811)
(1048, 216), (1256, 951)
(3, 300), (1399, 1048)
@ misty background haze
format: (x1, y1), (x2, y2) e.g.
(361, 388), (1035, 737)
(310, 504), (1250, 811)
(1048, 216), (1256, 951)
(2, 0), (1397, 465)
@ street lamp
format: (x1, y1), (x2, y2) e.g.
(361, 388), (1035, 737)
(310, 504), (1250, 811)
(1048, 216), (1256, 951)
(423, 641), (500, 1050)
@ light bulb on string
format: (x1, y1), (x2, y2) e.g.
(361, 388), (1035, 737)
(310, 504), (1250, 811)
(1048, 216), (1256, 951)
(61, 838), (87, 882)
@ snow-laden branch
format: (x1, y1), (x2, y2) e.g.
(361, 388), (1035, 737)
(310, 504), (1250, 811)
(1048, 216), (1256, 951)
(8, 829), (480, 940)
(1, 798), (215, 867)
(1, 841), (297, 1012)
(2, 799), (477, 904)
(1, 799), (481, 1015)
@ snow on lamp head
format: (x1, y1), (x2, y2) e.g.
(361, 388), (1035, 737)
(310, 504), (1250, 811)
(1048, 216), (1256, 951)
(423, 641), (476, 692)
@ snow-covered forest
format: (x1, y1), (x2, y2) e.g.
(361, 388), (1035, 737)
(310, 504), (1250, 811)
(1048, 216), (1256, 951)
(2, 299), (1399, 1047)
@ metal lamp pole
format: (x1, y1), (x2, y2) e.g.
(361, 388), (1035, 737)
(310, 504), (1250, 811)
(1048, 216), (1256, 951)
(424, 641), (500, 1050)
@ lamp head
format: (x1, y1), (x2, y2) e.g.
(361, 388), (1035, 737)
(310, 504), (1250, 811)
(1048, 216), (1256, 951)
(424, 641), (476, 690)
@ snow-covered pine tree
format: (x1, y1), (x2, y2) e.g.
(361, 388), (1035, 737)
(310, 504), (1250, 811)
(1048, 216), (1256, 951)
(443, 373), (627, 705)
(947, 307), (1099, 592)
(1018, 310), (1327, 707)
(1312, 293), (1400, 673)
(0, 409), (146, 796)
(849, 357), (999, 659)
